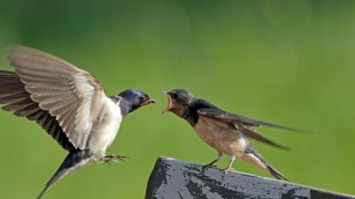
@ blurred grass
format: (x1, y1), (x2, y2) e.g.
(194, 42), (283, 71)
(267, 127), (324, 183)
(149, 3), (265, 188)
(1, 0), (355, 198)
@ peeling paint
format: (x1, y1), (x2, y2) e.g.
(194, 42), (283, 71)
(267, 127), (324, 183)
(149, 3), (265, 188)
(146, 157), (355, 199)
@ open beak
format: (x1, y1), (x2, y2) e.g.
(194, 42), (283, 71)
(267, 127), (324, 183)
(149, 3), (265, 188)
(161, 90), (171, 114)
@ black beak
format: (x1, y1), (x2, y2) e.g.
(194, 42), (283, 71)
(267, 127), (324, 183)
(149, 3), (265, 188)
(139, 98), (156, 107)
(148, 99), (156, 104)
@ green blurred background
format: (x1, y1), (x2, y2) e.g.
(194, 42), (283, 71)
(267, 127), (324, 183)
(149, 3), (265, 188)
(1, 0), (355, 198)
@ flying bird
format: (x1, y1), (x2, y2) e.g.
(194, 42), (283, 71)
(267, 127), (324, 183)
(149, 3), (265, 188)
(0, 45), (155, 198)
(162, 89), (308, 181)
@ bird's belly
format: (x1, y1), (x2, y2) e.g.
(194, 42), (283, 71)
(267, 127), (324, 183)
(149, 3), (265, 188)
(88, 100), (122, 160)
(194, 117), (247, 157)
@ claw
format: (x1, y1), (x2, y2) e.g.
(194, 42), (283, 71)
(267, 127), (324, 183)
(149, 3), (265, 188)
(103, 154), (130, 164)
(201, 165), (209, 173)
(201, 164), (216, 173)
(221, 167), (235, 180)
(223, 167), (235, 174)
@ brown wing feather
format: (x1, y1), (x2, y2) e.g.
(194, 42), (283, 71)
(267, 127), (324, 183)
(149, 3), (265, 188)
(197, 108), (310, 133)
(0, 71), (74, 151)
(237, 123), (290, 150)
(5, 45), (106, 150)
(197, 108), (290, 150)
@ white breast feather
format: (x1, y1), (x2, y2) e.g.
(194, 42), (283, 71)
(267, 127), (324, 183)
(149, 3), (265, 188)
(88, 98), (122, 160)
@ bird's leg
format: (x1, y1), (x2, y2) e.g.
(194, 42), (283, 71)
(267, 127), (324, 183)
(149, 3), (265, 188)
(221, 156), (236, 180)
(223, 156), (236, 174)
(104, 154), (130, 164)
(201, 151), (223, 173)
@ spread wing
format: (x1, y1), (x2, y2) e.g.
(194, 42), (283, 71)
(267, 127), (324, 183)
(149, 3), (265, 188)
(197, 108), (302, 150)
(3, 45), (108, 150)
(0, 71), (73, 151)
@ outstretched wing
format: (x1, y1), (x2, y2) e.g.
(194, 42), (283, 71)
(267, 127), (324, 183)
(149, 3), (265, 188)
(197, 108), (300, 150)
(0, 71), (73, 151)
(4, 45), (108, 150)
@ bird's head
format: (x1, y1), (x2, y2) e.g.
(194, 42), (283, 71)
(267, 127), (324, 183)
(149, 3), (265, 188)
(118, 89), (155, 114)
(161, 89), (194, 117)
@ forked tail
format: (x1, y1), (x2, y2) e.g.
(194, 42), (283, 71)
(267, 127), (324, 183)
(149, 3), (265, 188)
(244, 145), (288, 181)
(36, 149), (91, 199)
(265, 164), (288, 181)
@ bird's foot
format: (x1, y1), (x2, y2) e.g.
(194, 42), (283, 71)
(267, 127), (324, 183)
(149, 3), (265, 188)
(201, 164), (216, 173)
(221, 167), (235, 180)
(223, 167), (235, 174)
(103, 154), (130, 164)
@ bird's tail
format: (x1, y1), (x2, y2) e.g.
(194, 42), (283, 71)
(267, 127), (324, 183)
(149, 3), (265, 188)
(264, 163), (288, 181)
(36, 149), (92, 199)
(244, 145), (288, 181)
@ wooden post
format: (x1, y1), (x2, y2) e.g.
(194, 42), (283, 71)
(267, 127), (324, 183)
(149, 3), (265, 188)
(146, 157), (355, 199)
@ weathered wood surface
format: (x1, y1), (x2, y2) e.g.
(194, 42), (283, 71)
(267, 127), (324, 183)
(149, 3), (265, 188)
(146, 157), (355, 199)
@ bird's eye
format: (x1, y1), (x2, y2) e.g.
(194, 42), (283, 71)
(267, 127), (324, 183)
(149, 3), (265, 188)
(141, 95), (148, 101)
(170, 93), (178, 99)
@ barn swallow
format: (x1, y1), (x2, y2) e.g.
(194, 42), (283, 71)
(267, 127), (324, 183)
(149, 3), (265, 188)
(0, 45), (155, 198)
(162, 89), (308, 181)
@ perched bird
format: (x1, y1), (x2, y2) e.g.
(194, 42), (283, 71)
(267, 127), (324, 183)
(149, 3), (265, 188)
(162, 89), (307, 181)
(0, 45), (155, 198)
